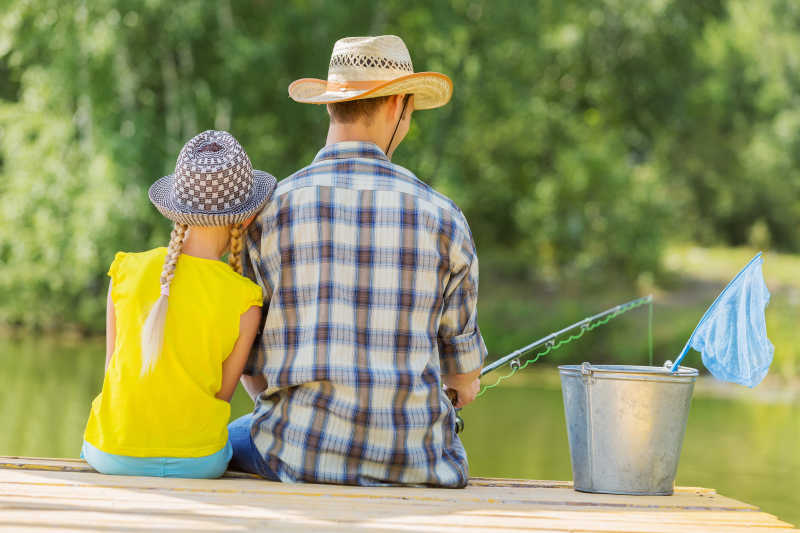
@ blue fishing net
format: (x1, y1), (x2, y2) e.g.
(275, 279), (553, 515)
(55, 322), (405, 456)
(673, 252), (774, 387)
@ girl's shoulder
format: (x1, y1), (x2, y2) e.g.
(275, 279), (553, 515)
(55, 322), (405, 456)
(177, 254), (263, 303)
(108, 247), (166, 278)
(217, 265), (263, 308)
(215, 264), (263, 304)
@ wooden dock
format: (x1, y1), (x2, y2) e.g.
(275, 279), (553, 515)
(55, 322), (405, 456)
(0, 457), (795, 532)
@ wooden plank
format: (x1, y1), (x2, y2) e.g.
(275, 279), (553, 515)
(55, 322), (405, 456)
(2, 490), (793, 533)
(0, 488), (789, 527)
(0, 457), (795, 532)
(0, 468), (757, 512)
(0, 458), (721, 500)
(0, 456), (259, 479)
(1, 496), (793, 533)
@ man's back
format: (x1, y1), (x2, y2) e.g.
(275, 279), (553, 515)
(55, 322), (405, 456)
(242, 141), (486, 487)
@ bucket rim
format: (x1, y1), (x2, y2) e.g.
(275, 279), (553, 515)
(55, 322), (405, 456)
(558, 363), (699, 377)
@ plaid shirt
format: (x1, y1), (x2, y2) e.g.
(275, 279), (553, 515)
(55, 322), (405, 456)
(242, 141), (486, 487)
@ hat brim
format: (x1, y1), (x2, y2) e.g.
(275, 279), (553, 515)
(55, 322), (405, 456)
(288, 72), (453, 110)
(148, 170), (277, 226)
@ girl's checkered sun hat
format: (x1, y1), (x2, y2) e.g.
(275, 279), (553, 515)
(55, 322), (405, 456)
(149, 130), (276, 226)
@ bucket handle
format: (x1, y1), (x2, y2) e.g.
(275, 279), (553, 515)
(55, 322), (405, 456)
(580, 362), (596, 384)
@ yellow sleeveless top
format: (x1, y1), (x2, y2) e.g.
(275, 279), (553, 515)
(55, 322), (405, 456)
(84, 247), (263, 457)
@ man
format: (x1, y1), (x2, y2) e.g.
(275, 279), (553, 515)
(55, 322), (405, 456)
(228, 35), (486, 488)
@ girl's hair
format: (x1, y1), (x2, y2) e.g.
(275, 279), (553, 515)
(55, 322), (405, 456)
(140, 222), (188, 375)
(228, 223), (244, 275)
(139, 222), (244, 375)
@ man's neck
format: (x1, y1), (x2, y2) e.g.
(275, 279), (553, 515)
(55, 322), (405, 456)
(326, 122), (392, 158)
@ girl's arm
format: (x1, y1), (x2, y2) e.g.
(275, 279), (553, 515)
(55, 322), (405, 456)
(216, 305), (262, 402)
(105, 283), (116, 371)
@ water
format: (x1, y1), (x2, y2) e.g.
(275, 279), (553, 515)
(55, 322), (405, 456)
(1, 337), (797, 526)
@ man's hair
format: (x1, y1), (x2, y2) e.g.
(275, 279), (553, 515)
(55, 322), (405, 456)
(327, 96), (392, 124)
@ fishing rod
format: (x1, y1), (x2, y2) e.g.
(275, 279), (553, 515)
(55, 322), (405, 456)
(446, 295), (654, 433)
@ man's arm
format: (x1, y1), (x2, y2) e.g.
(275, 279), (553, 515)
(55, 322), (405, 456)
(239, 214), (272, 402)
(439, 217), (487, 409)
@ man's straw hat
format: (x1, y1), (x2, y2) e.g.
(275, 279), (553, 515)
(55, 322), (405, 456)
(288, 35), (453, 110)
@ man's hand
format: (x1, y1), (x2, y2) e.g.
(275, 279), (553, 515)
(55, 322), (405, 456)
(443, 369), (481, 409)
(241, 374), (267, 402)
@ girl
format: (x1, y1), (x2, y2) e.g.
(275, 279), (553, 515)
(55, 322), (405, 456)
(82, 130), (275, 478)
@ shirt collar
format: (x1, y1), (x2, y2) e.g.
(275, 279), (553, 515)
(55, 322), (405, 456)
(313, 141), (390, 164)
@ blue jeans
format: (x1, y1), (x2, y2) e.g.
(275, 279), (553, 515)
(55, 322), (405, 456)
(228, 413), (280, 481)
(81, 440), (232, 479)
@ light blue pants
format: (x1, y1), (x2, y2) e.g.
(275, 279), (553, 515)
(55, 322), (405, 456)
(81, 440), (233, 479)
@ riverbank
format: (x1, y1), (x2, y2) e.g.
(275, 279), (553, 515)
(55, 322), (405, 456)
(4, 244), (798, 380)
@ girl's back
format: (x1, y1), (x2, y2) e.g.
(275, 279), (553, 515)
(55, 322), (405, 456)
(82, 130), (275, 478)
(84, 247), (262, 458)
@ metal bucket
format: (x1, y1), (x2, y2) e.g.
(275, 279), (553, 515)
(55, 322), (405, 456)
(558, 362), (698, 495)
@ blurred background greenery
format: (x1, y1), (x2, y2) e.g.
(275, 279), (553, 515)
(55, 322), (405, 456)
(0, 0), (798, 525)
(3, 0), (800, 333)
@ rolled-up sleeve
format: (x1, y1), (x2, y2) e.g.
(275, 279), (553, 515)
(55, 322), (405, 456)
(438, 222), (487, 375)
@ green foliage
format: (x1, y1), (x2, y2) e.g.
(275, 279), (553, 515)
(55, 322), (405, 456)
(661, 0), (800, 249)
(0, 0), (797, 331)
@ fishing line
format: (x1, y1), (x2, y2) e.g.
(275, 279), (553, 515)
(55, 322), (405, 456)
(475, 295), (654, 399)
(648, 300), (654, 367)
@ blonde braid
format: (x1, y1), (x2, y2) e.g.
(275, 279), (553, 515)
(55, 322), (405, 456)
(140, 222), (188, 375)
(228, 223), (244, 275)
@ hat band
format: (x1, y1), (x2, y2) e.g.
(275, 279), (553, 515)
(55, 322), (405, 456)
(325, 80), (388, 93)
